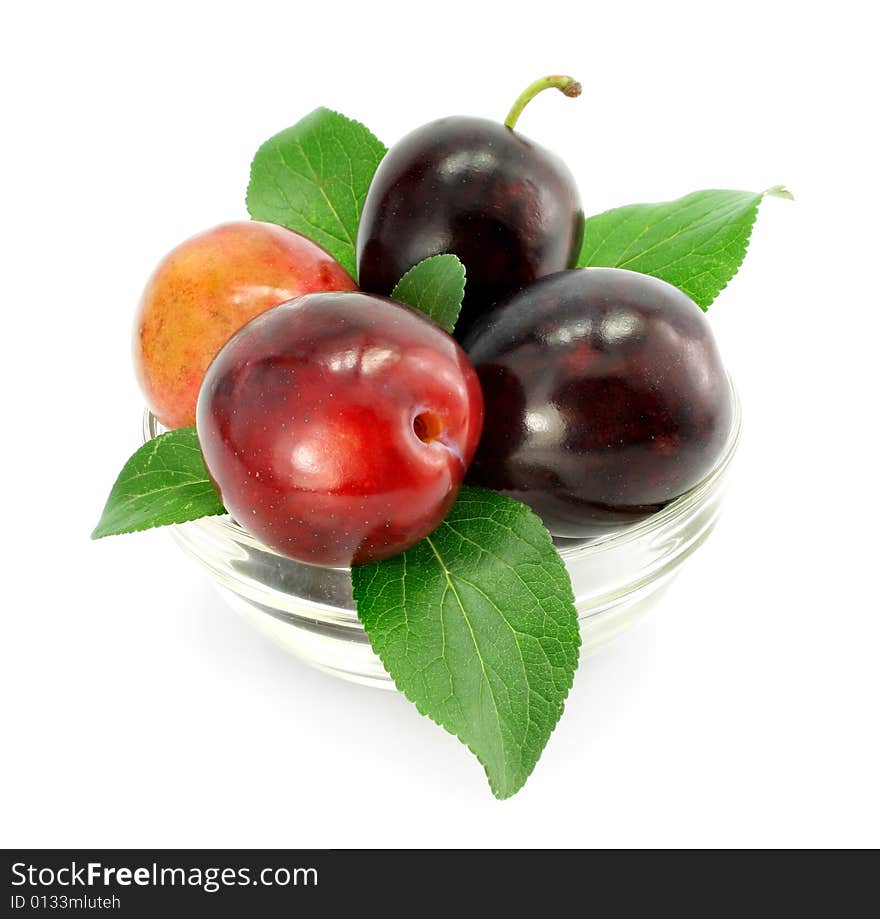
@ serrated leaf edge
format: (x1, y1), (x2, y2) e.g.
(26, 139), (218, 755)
(91, 429), (226, 540)
(578, 186), (790, 310)
(689, 195), (761, 310)
(351, 490), (581, 800)
(691, 186), (791, 309)
(390, 254), (467, 333)
(244, 106), (387, 280)
(90, 501), (226, 540)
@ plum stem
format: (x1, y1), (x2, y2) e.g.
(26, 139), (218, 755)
(503, 75), (582, 130)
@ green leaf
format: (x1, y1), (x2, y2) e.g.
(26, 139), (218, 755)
(351, 487), (580, 799)
(390, 255), (467, 333)
(577, 186), (792, 309)
(246, 107), (387, 279)
(92, 427), (225, 539)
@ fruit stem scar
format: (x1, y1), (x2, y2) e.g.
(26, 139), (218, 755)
(503, 75), (582, 131)
(413, 411), (443, 444)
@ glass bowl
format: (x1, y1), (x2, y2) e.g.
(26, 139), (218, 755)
(144, 383), (740, 690)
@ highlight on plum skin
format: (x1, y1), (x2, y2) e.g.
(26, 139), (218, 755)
(196, 292), (484, 567)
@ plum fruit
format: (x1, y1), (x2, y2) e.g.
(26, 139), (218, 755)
(196, 292), (484, 567)
(463, 268), (733, 537)
(134, 221), (356, 429)
(357, 76), (584, 339)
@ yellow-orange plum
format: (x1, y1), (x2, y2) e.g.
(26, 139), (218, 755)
(134, 221), (357, 428)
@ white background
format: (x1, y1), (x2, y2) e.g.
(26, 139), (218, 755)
(2, 1), (878, 848)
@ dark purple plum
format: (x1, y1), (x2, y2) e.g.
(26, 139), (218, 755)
(356, 76), (584, 339)
(463, 268), (733, 537)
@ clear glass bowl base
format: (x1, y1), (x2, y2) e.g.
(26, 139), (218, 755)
(148, 385), (739, 691)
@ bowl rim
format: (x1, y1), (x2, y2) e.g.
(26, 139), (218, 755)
(142, 375), (740, 569)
